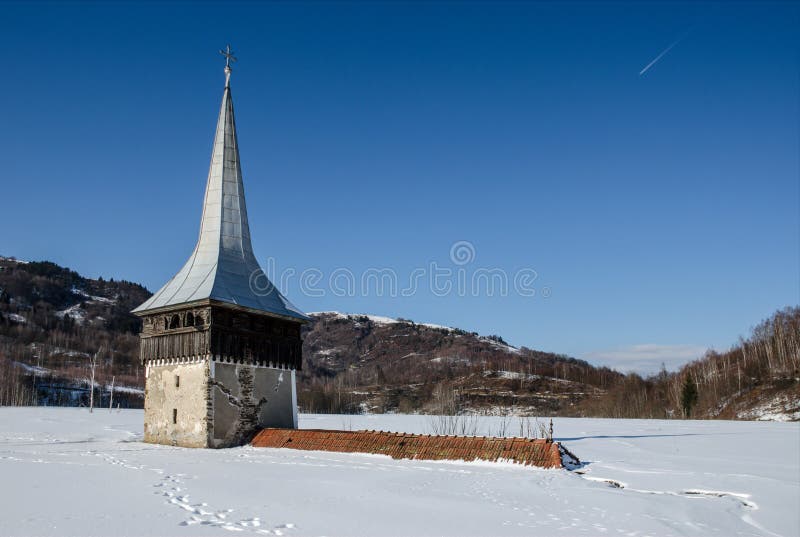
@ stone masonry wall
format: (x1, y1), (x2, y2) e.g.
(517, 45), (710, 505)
(144, 361), (210, 448)
(144, 360), (297, 448)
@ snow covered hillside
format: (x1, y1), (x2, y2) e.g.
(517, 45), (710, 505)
(0, 408), (797, 537)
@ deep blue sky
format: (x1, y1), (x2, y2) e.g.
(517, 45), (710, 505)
(1, 2), (797, 374)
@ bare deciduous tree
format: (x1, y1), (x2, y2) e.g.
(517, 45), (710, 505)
(88, 347), (102, 413)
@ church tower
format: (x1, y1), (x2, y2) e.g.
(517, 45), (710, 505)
(133, 48), (309, 448)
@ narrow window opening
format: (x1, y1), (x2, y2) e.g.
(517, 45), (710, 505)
(175, 375), (180, 388)
(172, 408), (177, 424)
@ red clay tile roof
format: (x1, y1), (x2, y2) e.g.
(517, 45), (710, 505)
(251, 428), (566, 469)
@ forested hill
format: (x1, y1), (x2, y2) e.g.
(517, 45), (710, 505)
(1, 256), (797, 420)
(298, 312), (623, 414)
(296, 310), (799, 421)
(0, 256), (623, 414)
(0, 257), (150, 407)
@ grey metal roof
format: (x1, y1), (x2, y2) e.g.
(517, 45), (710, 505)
(133, 69), (309, 322)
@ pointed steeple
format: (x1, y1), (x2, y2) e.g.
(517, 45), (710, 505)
(196, 57), (254, 270)
(134, 53), (308, 321)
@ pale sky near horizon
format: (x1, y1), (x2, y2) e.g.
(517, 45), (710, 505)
(1, 2), (797, 375)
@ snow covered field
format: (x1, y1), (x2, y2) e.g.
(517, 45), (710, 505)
(0, 408), (797, 537)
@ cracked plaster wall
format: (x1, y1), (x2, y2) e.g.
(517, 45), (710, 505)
(209, 363), (297, 448)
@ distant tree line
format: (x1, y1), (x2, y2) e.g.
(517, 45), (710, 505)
(584, 307), (799, 419)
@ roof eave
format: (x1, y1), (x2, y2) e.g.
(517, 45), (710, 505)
(132, 298), (311, 324)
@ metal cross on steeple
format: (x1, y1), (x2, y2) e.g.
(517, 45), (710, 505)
(220, 44), (237, 68)
(220, 45), (236, 86)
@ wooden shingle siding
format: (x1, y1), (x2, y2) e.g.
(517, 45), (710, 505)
(251, 428), (568, 468)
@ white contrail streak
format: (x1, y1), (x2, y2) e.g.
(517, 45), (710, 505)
(639, 35), (685, 76)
